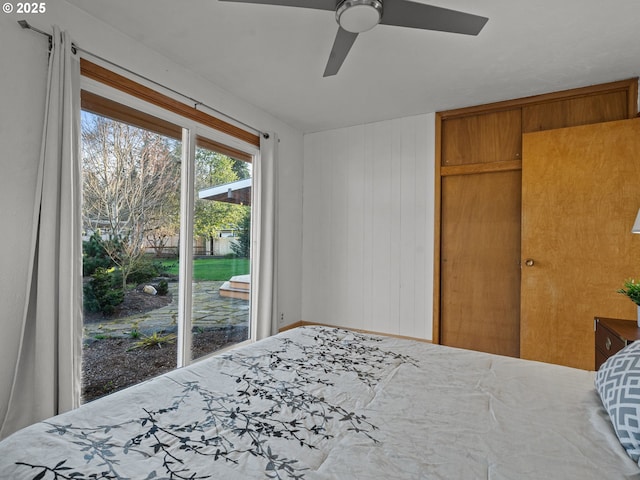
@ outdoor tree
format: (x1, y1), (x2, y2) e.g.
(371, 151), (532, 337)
(231, 157), (251, 181)
(231, 209), (251, 258)
(194, 148), (248, 253)
(82, 112), (181, 289)
(145, 198), (180, 257)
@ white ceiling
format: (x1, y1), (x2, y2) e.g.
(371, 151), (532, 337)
(66, 0), (640, 133)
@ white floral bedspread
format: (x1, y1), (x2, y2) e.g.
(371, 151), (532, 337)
(0, 326), (638, 479)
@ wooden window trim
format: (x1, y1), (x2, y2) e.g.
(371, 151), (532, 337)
(81, 89), (182, 139)
(81, 92), (253, 163)
(196, 136), (252, 163)
(80, 58), (260, 147)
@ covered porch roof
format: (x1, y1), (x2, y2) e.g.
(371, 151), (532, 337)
(198, 178), (251, 206)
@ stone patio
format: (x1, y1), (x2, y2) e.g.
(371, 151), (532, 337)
(84, 280), (249, 339)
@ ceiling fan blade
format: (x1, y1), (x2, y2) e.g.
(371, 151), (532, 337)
(323, 27), (359, 77)
(219, 0), (335, 11)
(381, 0), (488, 35)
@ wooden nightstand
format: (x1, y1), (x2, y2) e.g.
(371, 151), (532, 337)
(595, 317), (640, 370)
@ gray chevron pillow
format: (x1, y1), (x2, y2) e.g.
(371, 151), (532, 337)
(596, 340), (640, 465)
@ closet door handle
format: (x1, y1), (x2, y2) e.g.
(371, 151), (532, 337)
(525, 259), (535, 267)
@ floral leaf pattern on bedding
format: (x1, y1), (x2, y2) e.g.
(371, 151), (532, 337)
(12, 328), (418, 480)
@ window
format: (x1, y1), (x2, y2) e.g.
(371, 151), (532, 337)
(190, 140), (252, 361)
(79, 71), (258, 402)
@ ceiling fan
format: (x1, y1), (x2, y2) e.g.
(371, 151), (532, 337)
(219, 0), (488, 76)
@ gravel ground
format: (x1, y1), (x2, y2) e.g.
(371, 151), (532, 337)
(82, 325), (249, 402)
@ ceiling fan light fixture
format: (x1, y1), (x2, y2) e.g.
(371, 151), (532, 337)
(336, 0), (383, 33)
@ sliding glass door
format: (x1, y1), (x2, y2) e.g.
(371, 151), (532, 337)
(80, 93), (255, 402)
(81, 110), (181, 402)
(190, 140), (251, 360)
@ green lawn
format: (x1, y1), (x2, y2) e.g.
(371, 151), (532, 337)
(161, 257), (249, 281)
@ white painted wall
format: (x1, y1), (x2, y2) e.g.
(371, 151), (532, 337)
(302, 114), (436, 340)
(0, 2), (303, 429)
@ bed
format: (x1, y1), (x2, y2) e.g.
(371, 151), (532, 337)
(0, 325), (639, 479)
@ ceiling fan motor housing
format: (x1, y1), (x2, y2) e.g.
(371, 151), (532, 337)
(336, 0), (383, 33)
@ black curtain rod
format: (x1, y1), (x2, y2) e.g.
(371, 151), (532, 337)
(18, 20), (269, 140)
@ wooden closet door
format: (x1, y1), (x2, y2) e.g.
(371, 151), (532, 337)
(520, 118), (640, 370)
(440, 170), (521, 357)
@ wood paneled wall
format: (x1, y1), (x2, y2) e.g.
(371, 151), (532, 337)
(302, 114), (435, 339)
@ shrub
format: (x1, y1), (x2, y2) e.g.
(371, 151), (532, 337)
(156, 279), (169, 296)
(82, 283), (98, 313)
(83, 267), (124, 315)
(127, 257), (166, 285)
(82, 232), (114, 276)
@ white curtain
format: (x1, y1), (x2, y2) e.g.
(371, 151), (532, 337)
(0, 26), (82, 438)
(253, 133), (279, 340)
